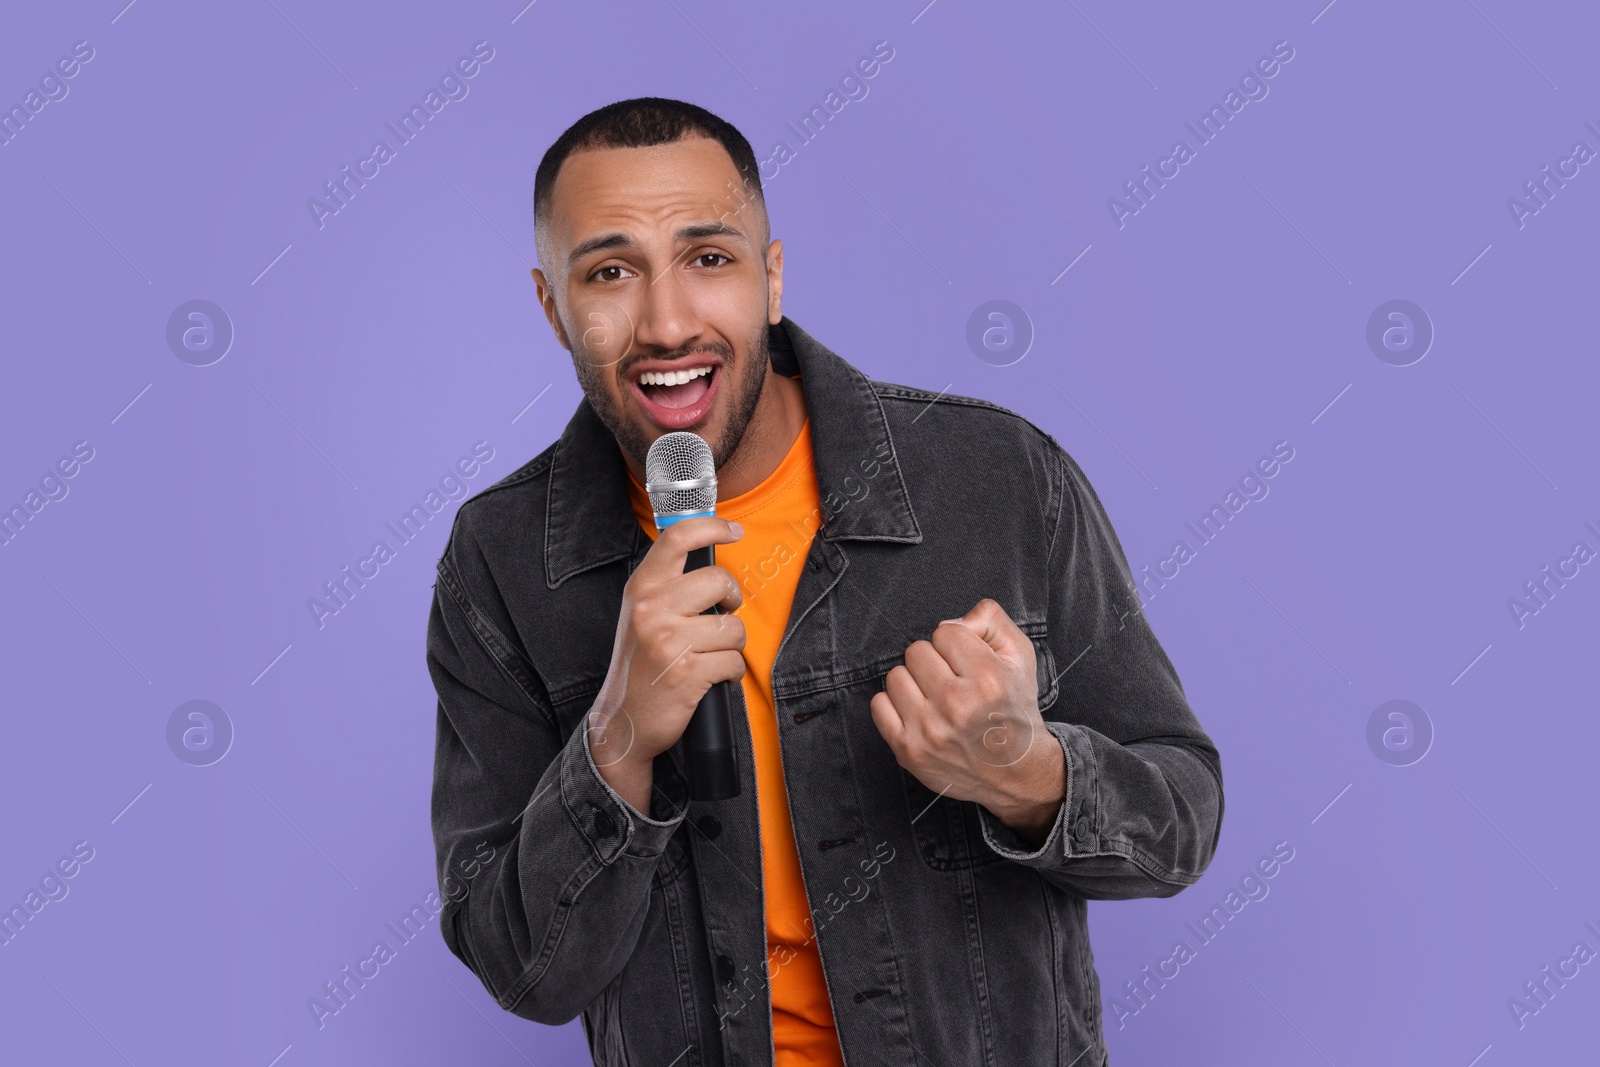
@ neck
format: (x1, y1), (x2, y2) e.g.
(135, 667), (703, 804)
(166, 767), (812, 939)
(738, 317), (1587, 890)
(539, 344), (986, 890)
(717, 368), (807, 497)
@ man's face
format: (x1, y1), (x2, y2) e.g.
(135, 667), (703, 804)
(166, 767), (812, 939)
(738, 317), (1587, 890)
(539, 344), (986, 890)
(532, 136), (783, 470)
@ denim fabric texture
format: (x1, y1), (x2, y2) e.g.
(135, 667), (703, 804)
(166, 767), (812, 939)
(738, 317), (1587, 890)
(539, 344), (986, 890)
(427, 317), (1225, 1067)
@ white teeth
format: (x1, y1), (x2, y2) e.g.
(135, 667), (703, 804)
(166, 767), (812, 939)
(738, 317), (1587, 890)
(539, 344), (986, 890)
(639, 365), (713, 386)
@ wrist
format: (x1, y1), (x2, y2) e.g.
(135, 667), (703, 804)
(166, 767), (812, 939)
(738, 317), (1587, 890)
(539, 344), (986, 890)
(985, 732), (1066, 846)
(592, 740), (657, 816)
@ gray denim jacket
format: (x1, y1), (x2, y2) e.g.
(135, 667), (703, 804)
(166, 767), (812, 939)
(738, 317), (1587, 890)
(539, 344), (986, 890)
(428, 317), (1224, 1067)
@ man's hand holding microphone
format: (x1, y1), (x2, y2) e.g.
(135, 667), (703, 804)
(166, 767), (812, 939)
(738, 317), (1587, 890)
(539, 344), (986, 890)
(585, 517), (747, 814)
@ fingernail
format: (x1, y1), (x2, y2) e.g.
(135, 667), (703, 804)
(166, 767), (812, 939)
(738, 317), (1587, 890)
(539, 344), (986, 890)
(728, 521), (744, 537)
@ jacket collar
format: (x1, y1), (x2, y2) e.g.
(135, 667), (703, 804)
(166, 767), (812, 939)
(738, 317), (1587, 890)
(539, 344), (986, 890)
(544, 316), (921, 588)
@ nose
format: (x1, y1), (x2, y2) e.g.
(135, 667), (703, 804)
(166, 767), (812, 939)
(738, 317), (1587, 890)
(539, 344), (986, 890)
(631, 260), (703, 355)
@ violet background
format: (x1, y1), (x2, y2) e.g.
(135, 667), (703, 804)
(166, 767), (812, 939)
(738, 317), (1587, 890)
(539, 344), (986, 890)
(2, 1), (1596, 1064)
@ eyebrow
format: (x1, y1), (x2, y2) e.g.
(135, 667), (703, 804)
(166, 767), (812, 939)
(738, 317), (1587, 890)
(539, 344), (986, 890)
(566, 220), (750, 268)
(567, 232), (631, 266)
(677, 221), (748, 244)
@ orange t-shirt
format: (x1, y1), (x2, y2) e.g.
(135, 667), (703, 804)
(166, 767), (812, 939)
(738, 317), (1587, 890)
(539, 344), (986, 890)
(626, 417), (844, 1066)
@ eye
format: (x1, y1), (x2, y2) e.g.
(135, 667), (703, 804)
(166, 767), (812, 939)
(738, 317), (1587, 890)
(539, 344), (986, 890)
(589, 264), (634, 283)
(694, 252), (731, 269)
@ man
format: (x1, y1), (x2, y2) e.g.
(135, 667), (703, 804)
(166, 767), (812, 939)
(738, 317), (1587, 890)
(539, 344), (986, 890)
(428, 97), (1223, 1067)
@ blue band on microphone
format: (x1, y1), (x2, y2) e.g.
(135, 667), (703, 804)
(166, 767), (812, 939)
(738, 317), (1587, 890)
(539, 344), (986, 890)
(655, 509), (717, 530)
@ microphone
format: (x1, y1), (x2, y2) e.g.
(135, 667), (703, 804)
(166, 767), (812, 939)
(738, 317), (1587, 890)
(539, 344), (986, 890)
(644, 431), (741, 802)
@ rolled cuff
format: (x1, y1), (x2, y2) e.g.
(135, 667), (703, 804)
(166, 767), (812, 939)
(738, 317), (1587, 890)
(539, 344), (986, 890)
(561, 722), (691, 863)
(977, 720), (1096, 864)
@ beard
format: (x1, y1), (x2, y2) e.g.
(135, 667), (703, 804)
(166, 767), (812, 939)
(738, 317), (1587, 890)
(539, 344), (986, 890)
(570, 316), (771, 473)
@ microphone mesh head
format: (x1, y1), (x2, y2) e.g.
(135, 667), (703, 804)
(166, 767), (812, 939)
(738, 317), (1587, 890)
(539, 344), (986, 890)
(644, 431), (717, 516)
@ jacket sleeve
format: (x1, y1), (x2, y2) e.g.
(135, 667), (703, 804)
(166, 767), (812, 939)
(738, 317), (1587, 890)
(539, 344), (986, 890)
(427, 516), (691, 1024)
(976, 441), (1224, 899)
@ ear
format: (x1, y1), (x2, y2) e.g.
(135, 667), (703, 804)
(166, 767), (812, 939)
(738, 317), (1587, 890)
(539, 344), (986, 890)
(531, 268), (571, 351)
(765, 238), (784, 325)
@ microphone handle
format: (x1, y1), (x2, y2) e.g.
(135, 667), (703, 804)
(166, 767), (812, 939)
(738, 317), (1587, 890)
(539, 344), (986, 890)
(681, 543), (741, 800)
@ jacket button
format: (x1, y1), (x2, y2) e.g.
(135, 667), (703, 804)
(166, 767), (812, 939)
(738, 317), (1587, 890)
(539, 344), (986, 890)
(1073, 816), (1092, 842)
(808, 556), (819, 571)
(594, 808), (616, 838)
(716, 954), (736, 985)
(697, 815), (722, 839)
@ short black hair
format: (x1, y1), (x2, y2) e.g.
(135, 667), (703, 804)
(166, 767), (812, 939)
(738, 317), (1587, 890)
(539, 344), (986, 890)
(533, 97), (765, 248)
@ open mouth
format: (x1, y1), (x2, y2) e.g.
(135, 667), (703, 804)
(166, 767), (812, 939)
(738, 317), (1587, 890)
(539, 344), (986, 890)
(629, 361), (722, 430)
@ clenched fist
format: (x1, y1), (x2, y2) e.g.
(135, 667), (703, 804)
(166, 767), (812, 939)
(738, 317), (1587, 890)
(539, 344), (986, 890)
(869, 598), (1066, 846)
